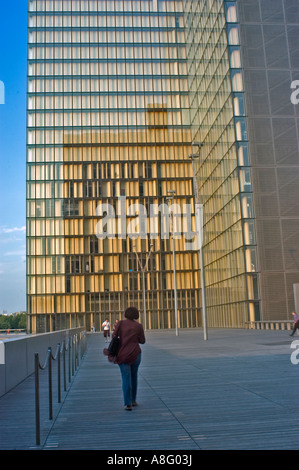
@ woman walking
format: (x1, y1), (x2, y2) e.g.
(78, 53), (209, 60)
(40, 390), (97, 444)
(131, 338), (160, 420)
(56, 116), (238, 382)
(290, 311), (299, 336)
(108, 307), (145, 410)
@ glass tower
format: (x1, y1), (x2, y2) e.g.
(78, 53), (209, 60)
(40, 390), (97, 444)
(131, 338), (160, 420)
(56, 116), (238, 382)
(183, 0), (257, 327)
(237, 0), (299, 321)
(27, 0), (200, 333)
(27, 0), (298, 334)
(183, 0), (299, 326)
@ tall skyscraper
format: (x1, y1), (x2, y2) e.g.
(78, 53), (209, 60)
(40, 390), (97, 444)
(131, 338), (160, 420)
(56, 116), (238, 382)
(27, 0), (200, 333)
(184, 0), (299, 326)
(27, 0), (299, 334)
(237, 0), (299, 321)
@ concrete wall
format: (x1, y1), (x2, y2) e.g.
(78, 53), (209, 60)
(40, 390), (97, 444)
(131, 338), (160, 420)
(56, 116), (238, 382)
(0, 328), (85, 397)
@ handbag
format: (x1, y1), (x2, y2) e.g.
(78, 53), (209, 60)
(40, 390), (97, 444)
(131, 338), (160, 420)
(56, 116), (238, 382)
(107, 334), (120, 356)
(106, 321), (122, 357)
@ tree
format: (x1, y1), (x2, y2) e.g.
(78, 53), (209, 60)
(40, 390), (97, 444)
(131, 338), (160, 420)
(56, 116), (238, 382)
(0, 315), (10, 330)
(0, 313), (27, 331)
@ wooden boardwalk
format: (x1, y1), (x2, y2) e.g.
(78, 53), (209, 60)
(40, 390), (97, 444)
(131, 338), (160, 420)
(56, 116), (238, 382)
(0, 328), (299, 451)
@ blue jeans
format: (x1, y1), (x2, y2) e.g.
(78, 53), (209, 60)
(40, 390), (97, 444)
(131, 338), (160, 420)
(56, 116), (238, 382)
(119, 353), (141, 406)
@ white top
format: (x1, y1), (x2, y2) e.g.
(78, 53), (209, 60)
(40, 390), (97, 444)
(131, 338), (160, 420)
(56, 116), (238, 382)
(102, 320), (110, 330)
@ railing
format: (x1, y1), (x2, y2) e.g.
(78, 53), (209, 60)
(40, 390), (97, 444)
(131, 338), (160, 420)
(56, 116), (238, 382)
(246, 321), (293, 330)
(0, 329), (26, 334)
(34, 330), (86, 446)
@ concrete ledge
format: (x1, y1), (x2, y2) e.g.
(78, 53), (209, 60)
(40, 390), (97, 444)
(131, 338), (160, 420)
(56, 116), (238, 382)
(0, 328), (85, 397)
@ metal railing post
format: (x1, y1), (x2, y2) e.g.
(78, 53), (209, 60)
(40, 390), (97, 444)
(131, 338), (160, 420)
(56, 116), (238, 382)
(48, 347), (53, 420)
(68, 339), (71, 382)
(57, 344), (61, 403)
(72, 337), (75, 376)
(33, 329), (86, 446)
(63, 341), (67, 391)
(35, 353), (40, 446)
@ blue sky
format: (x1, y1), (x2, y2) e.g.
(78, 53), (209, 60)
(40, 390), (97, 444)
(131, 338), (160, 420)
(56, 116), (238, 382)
(0, 0), (27, 313)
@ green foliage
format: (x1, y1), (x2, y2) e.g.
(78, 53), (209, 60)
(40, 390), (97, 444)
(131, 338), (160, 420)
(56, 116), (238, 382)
(0, 315), (10, 329)
(0, 313), (27, 331)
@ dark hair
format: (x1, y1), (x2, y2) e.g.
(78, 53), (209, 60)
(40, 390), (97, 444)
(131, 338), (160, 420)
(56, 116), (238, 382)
(124, 306), (139, 320)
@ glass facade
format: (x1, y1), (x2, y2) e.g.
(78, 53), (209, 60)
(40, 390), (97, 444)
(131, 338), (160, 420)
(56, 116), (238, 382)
(183, 0), (257, 327)
(237, 0), (299, 320)
(27, 0), (201, 333)
(183, 0), (299, 324)
(27, 0), (298, 333)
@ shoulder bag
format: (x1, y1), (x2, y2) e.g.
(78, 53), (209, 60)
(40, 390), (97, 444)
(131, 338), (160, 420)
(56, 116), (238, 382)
(107, 323), (122, 356)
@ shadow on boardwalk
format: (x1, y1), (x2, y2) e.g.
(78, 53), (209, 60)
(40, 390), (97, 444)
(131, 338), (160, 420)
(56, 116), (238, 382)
(0, 328), (299, 451)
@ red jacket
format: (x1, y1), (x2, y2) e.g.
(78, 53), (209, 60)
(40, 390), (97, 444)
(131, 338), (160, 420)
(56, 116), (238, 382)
(112, 319), (145, 364)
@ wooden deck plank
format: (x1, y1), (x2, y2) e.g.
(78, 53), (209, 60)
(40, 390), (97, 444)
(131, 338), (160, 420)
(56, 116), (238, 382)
(0, 328), (298, 450)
